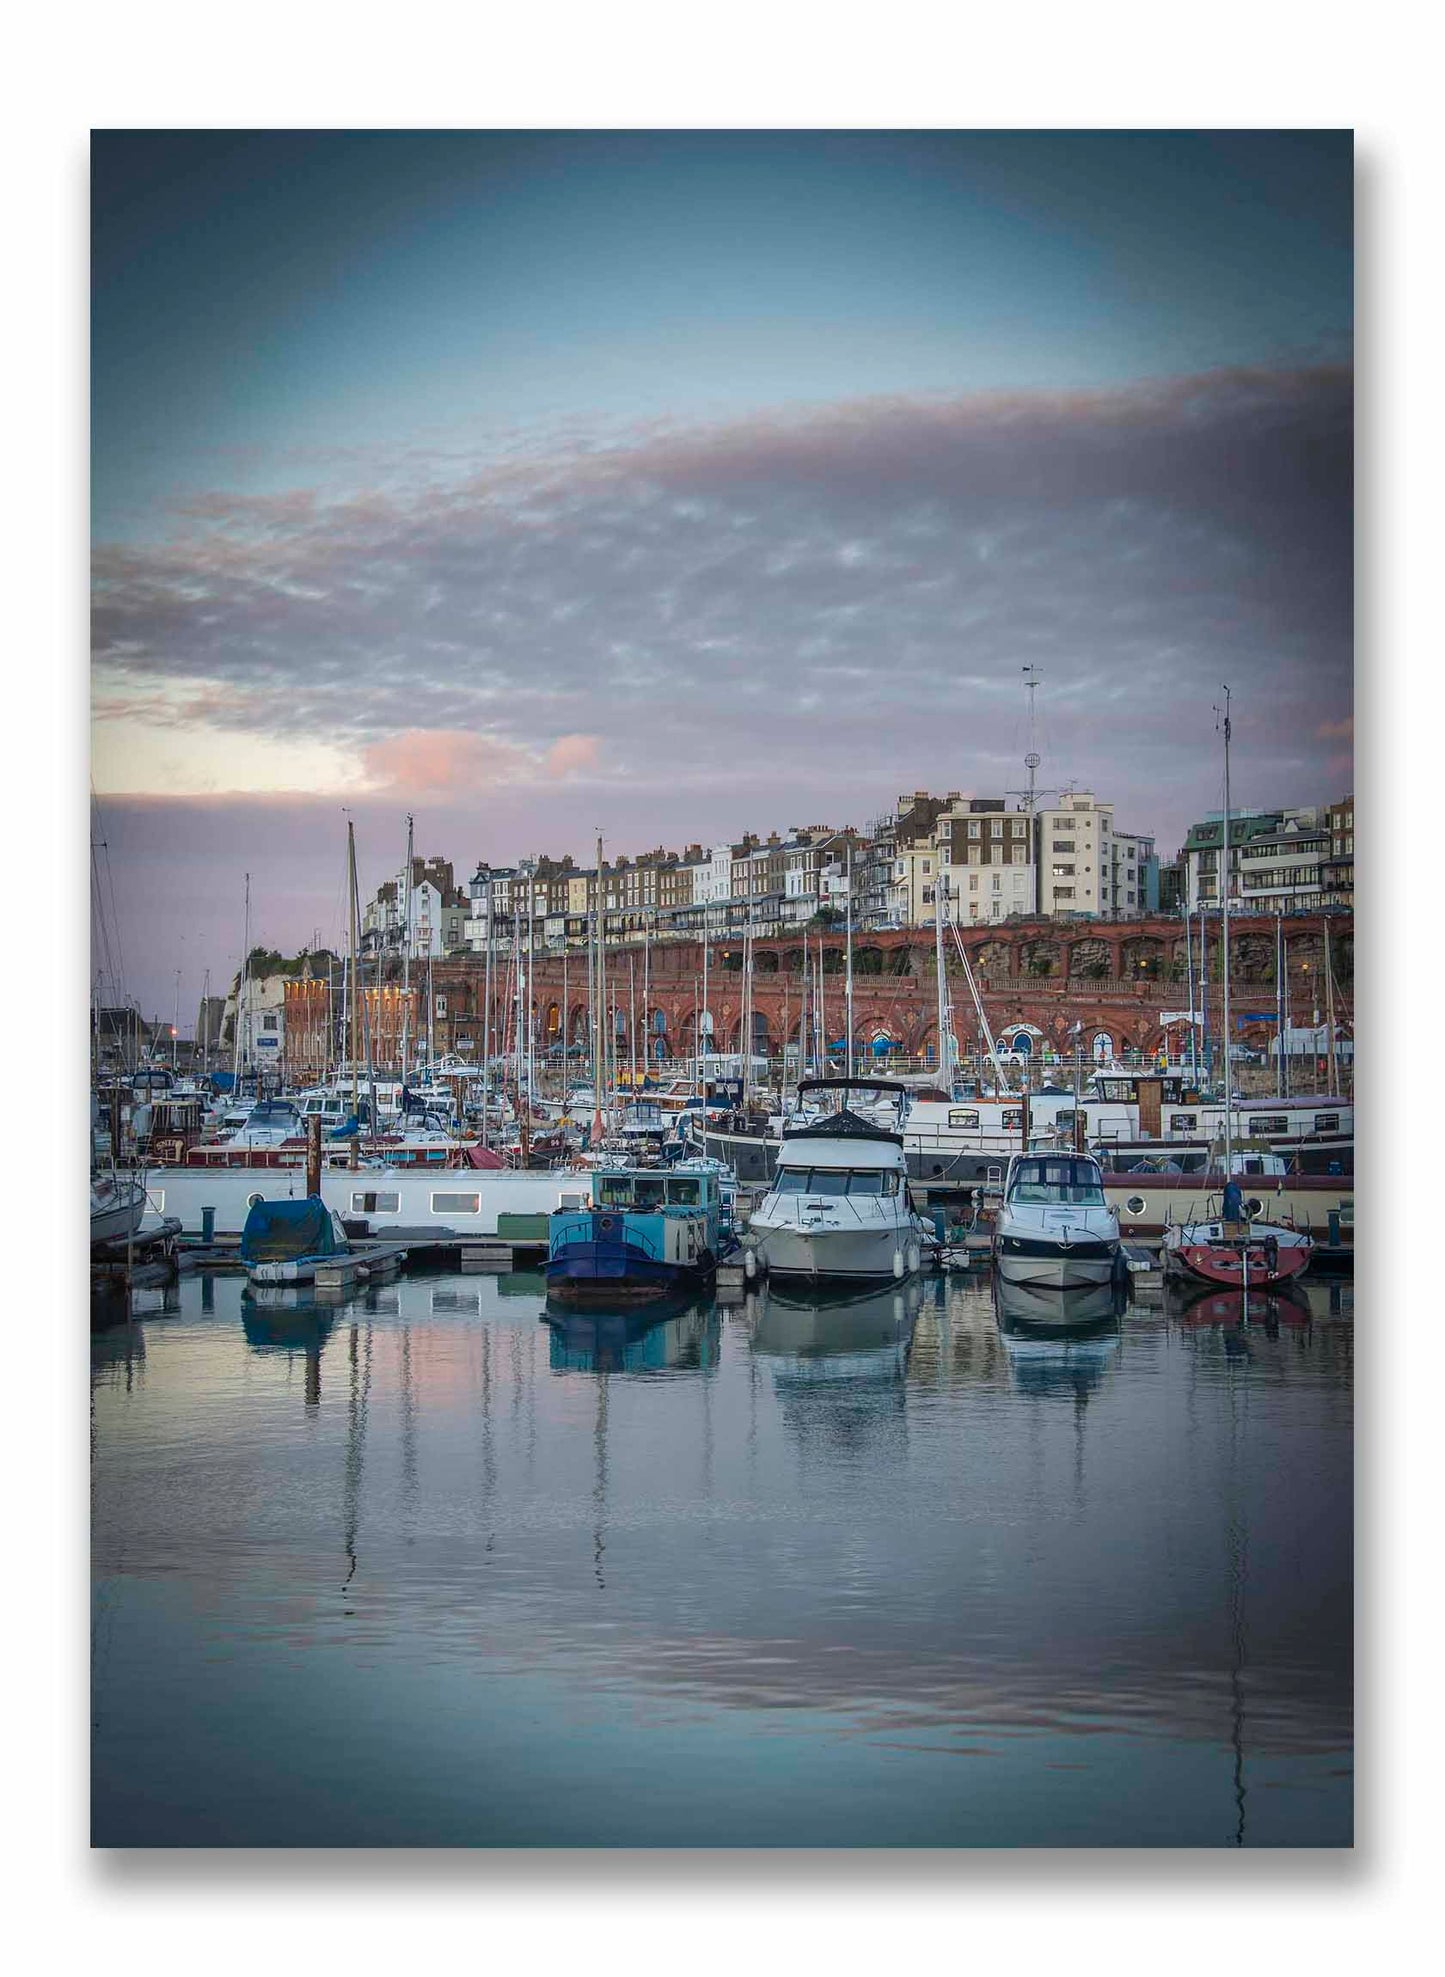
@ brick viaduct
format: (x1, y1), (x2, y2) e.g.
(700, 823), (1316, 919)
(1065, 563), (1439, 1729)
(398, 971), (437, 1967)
(399, 914), (1352, 1065)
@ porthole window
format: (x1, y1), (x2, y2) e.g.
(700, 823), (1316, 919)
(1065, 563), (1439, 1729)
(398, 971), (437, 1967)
(1125, 1195), (1147, 1216)
(1246, 1197), (1265, 1218)
(246, 1192), (264, 1208)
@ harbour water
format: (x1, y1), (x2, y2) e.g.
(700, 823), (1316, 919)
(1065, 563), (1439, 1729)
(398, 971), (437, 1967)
(91, 1269), (1352, 1847)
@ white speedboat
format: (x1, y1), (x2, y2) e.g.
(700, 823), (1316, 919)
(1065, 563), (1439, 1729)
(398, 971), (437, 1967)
(993, 1151), (1122, 1291)
(746, 1077), (928, 1283)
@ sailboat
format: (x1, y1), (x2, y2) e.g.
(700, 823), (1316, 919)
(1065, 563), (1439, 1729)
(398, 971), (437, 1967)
(1162, 689), (1313, 1294)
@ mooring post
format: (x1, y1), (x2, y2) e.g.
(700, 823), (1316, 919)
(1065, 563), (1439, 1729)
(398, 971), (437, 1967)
(306, 1114), (323, 1197)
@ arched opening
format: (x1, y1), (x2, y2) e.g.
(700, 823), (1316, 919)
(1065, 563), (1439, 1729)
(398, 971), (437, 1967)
(1021, 939), (1060, 978)
(1121, 937), (1165, 980)
(1232, 934), (1274, 984)
(1068, 938), (1112, 980)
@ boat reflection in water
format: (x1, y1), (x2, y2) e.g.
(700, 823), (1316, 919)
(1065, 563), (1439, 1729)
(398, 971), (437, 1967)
(1167, 1276), (1312, 1340)
(541, 1291), (720, 1375)
(748, 1276), (924, 1458)
(993, 1274), (1123, 1401)
(750, 1274), (924, 1381)
(241, 1286), (337, 1410)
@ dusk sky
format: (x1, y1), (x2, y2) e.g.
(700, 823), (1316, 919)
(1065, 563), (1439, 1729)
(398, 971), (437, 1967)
(90, 130), (1353, 1020)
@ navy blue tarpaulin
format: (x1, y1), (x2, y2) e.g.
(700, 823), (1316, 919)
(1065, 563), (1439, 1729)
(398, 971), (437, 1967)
(239, 1196), (345, 1265)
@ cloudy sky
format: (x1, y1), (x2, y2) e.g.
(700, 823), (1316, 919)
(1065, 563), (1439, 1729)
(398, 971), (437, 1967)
(90, 130), (1352, 1019)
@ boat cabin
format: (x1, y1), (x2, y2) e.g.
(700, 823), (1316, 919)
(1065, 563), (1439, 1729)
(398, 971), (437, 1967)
(592, 1168), (721, 1214)
(1005, 1154), (1108, 1207)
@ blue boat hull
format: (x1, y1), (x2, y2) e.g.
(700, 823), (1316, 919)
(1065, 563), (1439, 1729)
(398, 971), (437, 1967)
(545, 1238), (714, 1303)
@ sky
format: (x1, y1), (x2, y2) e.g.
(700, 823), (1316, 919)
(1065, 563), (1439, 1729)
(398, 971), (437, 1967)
(89, 130), (1353, 1021)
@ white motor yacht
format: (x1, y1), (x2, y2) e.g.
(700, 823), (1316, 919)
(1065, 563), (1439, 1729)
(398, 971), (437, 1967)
(993, 1151), (1123, 1291)
(746, 1078), (928, 1283)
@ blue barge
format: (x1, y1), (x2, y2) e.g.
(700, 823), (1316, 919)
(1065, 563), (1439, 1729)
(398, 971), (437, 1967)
(546, 1163), (730, 1302)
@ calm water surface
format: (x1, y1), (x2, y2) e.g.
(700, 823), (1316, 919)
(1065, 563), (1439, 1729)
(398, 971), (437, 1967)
(91, 1267), (1352, 1847)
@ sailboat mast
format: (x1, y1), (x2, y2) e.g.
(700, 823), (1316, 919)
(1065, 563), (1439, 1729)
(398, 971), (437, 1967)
(933, 856), (950, 1093)
(233, 873), (250, 1097)
(701, 898), (710, 1088)
(1183, 902), (1196, 1085)
(481, 875), (493, 1146)
(628, 951), (637, 1090)
(593, 833), (605, 1139)
(400, 812), (414, 1078)
(817, 934), (826, 1079)
(1324, 918), (1338, 1097)
(844, 839), (855, 1080)
(346, 827), (360, 1119)
(1221, 687), (1233, 1173)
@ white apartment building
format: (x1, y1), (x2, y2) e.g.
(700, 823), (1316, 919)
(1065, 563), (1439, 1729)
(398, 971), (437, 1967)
(697, 844), (735, 911)
(222, 971), (287, 1065)
(1180, 806), (1328, 914)
(1235, 810), (1330, 913)
(1038, 792), (1114, 917)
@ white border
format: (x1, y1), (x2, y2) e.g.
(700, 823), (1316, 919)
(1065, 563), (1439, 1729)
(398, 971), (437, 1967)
(4, 3), (1433, 1961)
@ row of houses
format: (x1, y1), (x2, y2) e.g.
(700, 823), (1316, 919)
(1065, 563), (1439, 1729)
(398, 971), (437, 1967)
(449, 790), (1162, 956)
(355, 788), (1353, 964)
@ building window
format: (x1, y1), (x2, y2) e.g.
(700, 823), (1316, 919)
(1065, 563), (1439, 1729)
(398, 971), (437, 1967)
(262, 1014), (278, 1030)
(1052, 864), (1075, 877)
(1011, 819), (1026, 837)
(1054, 886), (1075, 900)
(990, 821), (1003, 838)
(968, 821), (980, 838)
(430, 1191), (481, 1213)
(1010, 846), (1027, 864)
(1053, 840), (1076, 853)
(969, 875), (978, 891)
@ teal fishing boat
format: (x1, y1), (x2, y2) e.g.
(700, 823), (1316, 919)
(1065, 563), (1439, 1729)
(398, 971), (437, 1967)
(546, 1162), (729, 1302)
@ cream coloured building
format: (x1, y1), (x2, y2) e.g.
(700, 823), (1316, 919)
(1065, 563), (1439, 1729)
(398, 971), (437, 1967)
(1037, 791), (1113, 917)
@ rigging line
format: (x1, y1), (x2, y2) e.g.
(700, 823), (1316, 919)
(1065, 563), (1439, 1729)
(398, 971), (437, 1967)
(89, 835), (119, 1000)
(91, 786), (130, 1001)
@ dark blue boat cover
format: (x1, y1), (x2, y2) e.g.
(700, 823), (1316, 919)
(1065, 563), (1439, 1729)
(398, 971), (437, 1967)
(239, 1196), (345, 1264)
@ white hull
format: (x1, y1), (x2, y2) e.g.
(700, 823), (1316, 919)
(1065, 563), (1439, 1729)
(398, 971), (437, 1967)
(91, 1177), (148, 1248)
(995, 1250), (1117, 1291)
(751, 1222), (921, 1282)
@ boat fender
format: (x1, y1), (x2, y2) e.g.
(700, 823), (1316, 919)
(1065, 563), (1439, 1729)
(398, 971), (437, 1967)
(744, 1247), (757, 1280)
(906, 1241), (920, 1275)
(892, 1249), (905, 1280)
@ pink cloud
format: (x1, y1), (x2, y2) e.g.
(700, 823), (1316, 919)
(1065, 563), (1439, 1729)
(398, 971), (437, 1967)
(545, 733), (600, 778)
(361, 729), (529, 793)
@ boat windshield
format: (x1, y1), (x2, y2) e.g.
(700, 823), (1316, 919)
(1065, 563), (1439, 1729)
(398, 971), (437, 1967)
(773, 1168), (900, 1197)
(595, 1174), (684, 1211)
(1009, 1157), (1105, 1206)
